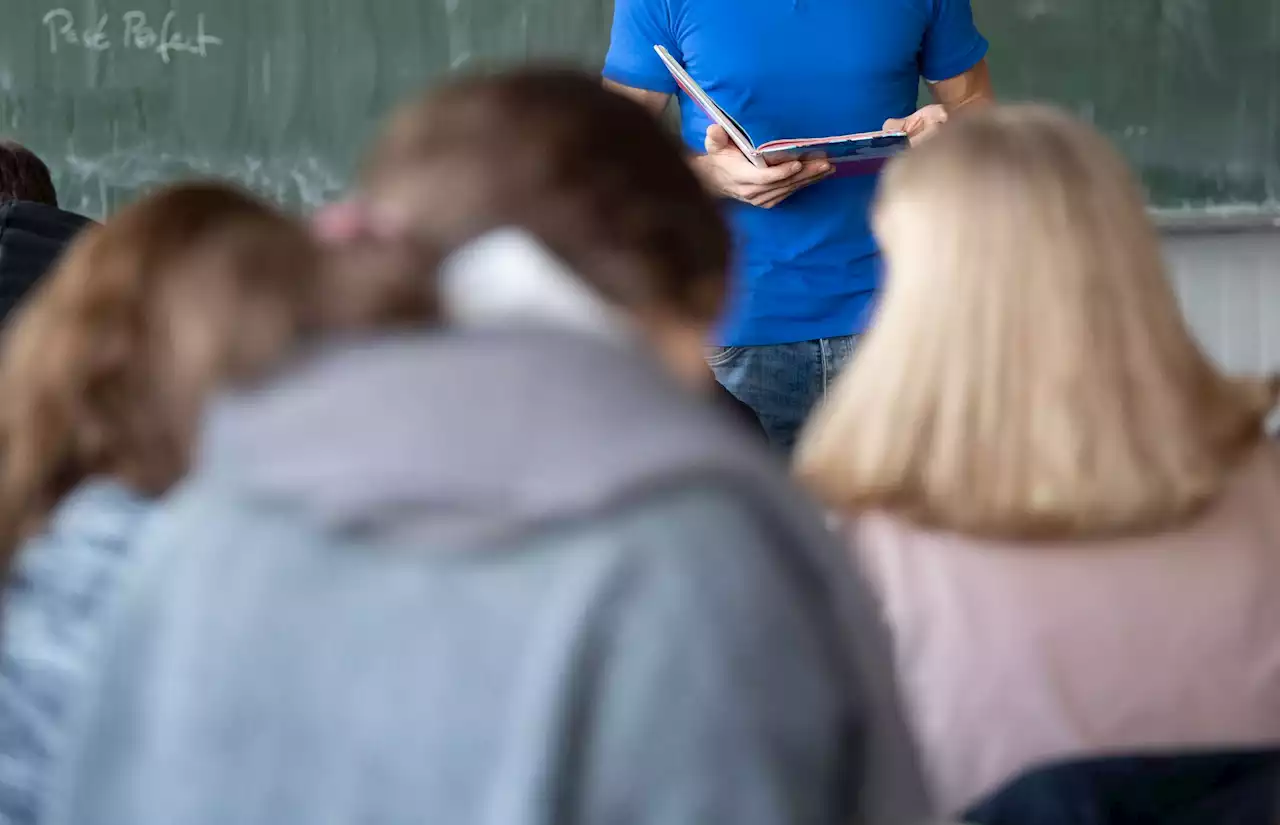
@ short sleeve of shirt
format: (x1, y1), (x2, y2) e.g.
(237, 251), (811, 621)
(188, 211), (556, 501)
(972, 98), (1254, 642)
(603, 0), (679, 94)
(919, 0), (989, 83)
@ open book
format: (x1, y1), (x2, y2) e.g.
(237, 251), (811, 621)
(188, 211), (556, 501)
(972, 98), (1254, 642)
(655, 45), (909, 177)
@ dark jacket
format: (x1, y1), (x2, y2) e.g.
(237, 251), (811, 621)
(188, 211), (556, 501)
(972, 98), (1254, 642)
(0, 200), (93, 324)
(47, 329), (930, 825)
(964, 749), (1280, 825)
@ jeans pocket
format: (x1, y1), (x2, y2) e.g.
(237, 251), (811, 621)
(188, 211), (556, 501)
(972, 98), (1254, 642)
(704, 346), (745, 368)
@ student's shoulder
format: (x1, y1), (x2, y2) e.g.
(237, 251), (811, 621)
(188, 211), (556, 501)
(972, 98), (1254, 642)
(588, 470), (839, 609)
(608, 471), (789, 550)
(99, 475), (303, 603)
(12, 482), (148, 574)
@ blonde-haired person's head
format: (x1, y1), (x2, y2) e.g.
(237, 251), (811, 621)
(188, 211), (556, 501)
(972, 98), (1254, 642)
(796, 105), (1276, 540)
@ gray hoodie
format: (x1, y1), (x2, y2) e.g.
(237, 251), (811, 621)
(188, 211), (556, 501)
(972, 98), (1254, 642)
(48, 329), (929, 825)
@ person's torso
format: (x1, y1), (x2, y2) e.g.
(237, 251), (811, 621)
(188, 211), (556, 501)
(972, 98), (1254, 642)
(851, 442), (1280, 814)
(670, 0), (929, 345)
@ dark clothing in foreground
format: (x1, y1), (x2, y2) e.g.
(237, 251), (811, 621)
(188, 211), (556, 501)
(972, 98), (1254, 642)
(965, 749), (1280, 825)
(0, 200), (92, 324)
(47, 329), (929, 825)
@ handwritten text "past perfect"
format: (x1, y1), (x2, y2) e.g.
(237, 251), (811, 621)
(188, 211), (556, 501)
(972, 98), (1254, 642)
(42, 9), (223, 63)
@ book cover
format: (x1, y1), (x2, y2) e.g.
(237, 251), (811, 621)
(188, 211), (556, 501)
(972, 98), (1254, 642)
(654, 45), (908, 177)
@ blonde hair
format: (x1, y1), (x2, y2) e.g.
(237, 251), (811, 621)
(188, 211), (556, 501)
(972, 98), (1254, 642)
(796, 105), (1276, 541)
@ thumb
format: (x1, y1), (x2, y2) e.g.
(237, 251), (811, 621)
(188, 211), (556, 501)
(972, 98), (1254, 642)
(704, 124), (734, 154)
(882, 117), (908, 134)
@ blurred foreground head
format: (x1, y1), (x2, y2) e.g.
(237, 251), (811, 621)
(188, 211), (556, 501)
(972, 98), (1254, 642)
(798, 105), (1277, 540)
(340, 68), (729, 384)
(0, 182), (318, 564)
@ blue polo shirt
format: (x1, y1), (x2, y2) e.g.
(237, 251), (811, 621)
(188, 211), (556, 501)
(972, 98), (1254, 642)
(604, 0), (987, 346)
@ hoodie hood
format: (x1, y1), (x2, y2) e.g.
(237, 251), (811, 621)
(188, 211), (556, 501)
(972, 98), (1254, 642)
(198, 328), (772, 545)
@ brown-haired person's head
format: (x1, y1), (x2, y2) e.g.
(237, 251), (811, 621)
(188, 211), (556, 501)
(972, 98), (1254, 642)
(796, 105), (1277, 541)
(0, 141), (58, 206)
(0, 181), (321, 566)
(342, 68), (729, 387)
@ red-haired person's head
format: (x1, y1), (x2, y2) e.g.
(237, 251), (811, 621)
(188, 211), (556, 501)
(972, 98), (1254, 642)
(0, 182), (319, 572)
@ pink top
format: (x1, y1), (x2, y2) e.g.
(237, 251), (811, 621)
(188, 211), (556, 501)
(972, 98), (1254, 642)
(851, 442), (1280, 815)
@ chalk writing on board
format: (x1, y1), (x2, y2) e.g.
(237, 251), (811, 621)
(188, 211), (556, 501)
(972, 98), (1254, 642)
(42, 9), (223, 63)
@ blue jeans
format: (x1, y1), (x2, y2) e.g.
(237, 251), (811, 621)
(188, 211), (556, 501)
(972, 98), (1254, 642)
(708, 335), (859, 452)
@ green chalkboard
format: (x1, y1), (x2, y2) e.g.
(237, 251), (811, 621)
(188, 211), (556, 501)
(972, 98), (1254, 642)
(975, 0), (1280, 213)
(0, 1), (614, 218)
(2, 0), (1277, 216)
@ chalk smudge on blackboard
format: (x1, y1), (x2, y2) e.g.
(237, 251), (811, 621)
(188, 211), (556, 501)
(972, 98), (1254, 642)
(60, 150), (345, 218)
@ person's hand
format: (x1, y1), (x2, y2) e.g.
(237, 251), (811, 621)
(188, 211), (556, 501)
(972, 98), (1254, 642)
(692, 125), (833, 209)
(883, 104), (949, 145)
